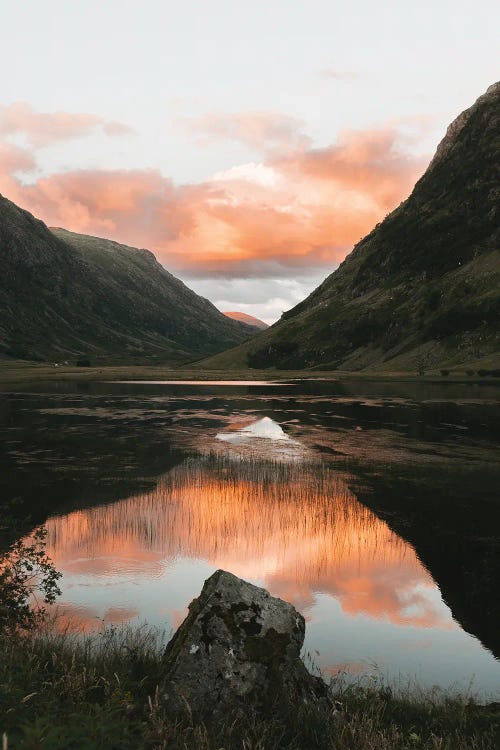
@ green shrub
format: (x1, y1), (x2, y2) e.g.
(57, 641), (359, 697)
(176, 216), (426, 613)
(0, 528), (62, 632)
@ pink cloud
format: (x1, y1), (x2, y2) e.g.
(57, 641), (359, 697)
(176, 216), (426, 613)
(0, 141), (36, 174)
(0, 116), (426, 277)
(0, 102), (134, 147)
(181, 111), (311, 152)
(102, 120), (136, 136)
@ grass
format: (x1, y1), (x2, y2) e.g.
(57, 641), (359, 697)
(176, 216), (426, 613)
(1, 357), (500, 386)
(1, 625), (498, 750)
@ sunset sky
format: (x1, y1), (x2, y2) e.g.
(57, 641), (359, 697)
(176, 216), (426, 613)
(1, 0), (498, 322)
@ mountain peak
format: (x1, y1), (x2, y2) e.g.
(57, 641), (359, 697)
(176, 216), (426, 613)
(426, 81), (499, 173)
(223, 311), (269, 329)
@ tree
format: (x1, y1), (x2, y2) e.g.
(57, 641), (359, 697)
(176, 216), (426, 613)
(0, 527), (62, 631)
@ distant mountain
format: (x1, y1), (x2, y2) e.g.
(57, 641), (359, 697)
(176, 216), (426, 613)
(223, 311), (269, 329)
(202, 82), (500, 372)
(0, 199), (253, 364)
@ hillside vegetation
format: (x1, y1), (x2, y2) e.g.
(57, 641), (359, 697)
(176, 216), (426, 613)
(0, 203), (253, 364)
(203, 82), (500, 372)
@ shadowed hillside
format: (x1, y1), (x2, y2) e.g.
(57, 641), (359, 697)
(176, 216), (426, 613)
(0, 201), (253, 364)
(202, 83), (500, 372)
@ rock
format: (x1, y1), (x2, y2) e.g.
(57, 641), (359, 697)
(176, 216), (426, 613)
(161, 569), (329, 722)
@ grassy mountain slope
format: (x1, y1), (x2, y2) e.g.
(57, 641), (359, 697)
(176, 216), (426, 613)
(223, 311), (269, 329)
(0, 199), (253, 364)
(202, 82), (500, 372)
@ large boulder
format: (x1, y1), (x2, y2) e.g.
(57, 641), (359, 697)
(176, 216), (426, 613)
(161, 569), (329, 721)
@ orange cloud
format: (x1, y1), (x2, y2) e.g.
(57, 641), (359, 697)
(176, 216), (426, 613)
(0, 115), (426, 277)
(273, 128), (425, 208)
(16, 169), (179, 240)
(0, 102), (133, 147)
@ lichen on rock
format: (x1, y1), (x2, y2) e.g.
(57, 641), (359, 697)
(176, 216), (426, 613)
(161, 569), (329, 722)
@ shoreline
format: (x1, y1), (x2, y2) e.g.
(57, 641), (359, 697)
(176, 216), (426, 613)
(1, 359), (500, 386)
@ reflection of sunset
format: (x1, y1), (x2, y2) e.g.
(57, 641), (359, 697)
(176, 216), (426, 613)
(45, 456), (449, 631)
(53, 603), (140, 634)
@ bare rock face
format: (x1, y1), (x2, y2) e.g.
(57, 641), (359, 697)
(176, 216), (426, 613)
(161, 569), (329, 721)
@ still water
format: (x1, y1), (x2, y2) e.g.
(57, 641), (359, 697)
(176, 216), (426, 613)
(1, 378), (499, 697)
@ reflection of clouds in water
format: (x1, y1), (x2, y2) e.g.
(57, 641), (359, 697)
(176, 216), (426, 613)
(44, 455), (450, 632)
(53, 602), (139, 633)
(50, 515), (170, 579)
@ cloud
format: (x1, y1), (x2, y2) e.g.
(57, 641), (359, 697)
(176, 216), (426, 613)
(318, 68), (360, 81)
(102, 120), (135, 136)
(180, 111), (311, 153)
(0, 141), (36, 174)
(273, 127), (426, 211)
(0, 102), (134, 147)
(187, 275), (326, 324)
(0, 111), (427, 288)
(212, 162), (279, 187)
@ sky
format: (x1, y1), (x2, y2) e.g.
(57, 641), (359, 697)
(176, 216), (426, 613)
(1, 1), (498, 323)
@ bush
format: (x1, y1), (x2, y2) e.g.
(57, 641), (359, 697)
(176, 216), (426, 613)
(76, 358), (91, 367)
(440, 369), (450, 376)
(0, 528), (62, 631)
(466, 370), (474, 376)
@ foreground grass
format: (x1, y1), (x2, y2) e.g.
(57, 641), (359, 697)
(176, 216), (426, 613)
(1, 627), (498, 750)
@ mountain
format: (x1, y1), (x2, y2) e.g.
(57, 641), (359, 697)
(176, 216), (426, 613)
(223, 311), (269, 329)
(203, 83), (500, 372)
(0, 198), (253, 364)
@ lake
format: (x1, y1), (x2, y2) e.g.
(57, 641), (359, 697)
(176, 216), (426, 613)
(1, 378), (499, 698)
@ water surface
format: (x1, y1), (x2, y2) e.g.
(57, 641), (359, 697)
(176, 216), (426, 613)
(1, 378), (499, 697)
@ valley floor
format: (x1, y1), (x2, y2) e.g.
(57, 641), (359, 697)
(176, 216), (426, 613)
(0, 357), (499, 385)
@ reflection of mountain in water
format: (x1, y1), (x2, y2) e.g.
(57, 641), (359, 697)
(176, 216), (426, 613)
(45, 455), (449, 630)
(354, 470), (500, 659)
(215, 416), (305, 461)
(217, 416), (293, 442)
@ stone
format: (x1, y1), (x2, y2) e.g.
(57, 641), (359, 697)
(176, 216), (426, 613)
(161, 569), (329, 722)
